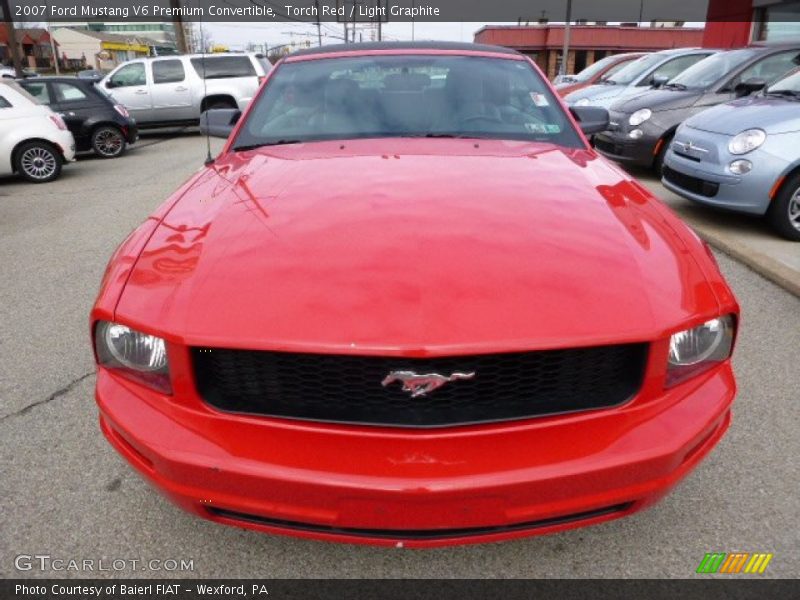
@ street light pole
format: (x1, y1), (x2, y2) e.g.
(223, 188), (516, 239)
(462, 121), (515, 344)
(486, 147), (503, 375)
(559, 0), (572, 78)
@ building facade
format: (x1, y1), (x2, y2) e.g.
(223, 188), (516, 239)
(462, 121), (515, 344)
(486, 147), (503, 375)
(703, 0), (800, 47)
(52, 28), (150, 71)
(474, 24), (704, 79)
(0, 26), (57, 70)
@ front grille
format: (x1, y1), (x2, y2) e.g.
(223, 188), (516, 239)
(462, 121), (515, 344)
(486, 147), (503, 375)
(192, 344), (648, 428)
(593, 137), (619, 155)
(208, 503), (634, 540)
(663, 165), (719, 198)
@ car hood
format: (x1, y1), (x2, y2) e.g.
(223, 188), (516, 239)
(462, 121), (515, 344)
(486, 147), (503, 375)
(564, 83), (625, 104)
(684, 94), (800, 135)
(611, 89), (700, 113)
(116, 139), (718, 353)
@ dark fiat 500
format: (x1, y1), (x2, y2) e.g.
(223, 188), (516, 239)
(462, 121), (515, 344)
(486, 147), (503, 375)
(19, 77), (137, 158)
(594, 44), (800, 174)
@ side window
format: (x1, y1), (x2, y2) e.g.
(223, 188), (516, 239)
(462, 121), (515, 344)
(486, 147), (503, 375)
(53, 82), (88, 103)
(729, 51), (800, 88)
(21, 82), (51, 104)
(0, 95), (11, 108)
(639, 55), (707, 86)
(153, 60), (186, 84)
(190, 56), (256, 79)
(110, 63), (146, 88)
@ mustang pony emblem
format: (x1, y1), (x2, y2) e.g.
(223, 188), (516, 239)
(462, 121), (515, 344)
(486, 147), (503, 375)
(381, 371), (476, 398)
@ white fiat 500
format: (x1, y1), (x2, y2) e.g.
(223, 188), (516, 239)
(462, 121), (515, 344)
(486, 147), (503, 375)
(0, 80), (76, 183)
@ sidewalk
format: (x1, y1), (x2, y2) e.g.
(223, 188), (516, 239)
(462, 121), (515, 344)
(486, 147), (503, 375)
(636, 172), (800, 298)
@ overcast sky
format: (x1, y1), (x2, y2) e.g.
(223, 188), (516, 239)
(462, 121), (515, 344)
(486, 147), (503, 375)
(205, 22), (514, 50)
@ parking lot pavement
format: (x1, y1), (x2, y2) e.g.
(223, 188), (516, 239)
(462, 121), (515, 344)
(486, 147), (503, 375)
(634, 168), (800, 298)
(1, 135), (798, 578)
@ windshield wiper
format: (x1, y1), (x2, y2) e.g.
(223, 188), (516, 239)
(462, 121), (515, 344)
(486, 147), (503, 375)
(662, 82), (688, 91)
(233, 140), (303, 151)
(600, 79), (618, 85)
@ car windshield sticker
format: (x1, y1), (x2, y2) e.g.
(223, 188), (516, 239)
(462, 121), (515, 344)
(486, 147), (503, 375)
(530, 93), (549, 107)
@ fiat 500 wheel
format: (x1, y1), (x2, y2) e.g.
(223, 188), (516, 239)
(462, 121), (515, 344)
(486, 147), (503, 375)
(92, 126), (126, 158)
(14, 141), (62, 183)
(767, 174), (800, 241)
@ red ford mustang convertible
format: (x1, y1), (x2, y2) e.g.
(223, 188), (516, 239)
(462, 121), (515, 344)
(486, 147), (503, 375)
(91, 43), (739, 547)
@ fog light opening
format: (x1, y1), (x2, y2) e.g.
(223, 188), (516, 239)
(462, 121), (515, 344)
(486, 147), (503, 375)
(729, 159), (752, 175)
(628, 129), (643, 140)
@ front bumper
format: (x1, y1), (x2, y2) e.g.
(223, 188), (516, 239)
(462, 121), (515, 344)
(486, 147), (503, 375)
(593, 125), (661, 169)
(662, 133), (787, 216)
(96, 361), (735, 547)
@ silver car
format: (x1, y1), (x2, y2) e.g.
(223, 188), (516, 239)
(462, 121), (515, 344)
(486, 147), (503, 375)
(662, 67), (800, 240)
(100, 53), (271, 127)
(564, 48), (715, 108)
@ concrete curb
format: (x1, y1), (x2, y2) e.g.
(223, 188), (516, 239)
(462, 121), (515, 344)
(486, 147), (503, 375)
(696, 227), (800, 298)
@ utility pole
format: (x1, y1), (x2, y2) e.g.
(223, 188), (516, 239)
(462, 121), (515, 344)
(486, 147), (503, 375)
(170, 0), (189, 53)
(314, 0), (322, 46)
(1, 0), (24, 77)
(559, 0), (572, 78)
(411, 1), (415, 40)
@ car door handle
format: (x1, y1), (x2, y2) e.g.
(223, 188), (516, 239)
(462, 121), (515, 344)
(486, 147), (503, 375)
(135, 90), (149, 95)
(175, 86), (189, 91)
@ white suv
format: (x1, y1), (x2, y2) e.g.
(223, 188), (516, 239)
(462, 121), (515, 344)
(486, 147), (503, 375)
(100, 53), (271, 127)
(0, 81), (76, 183)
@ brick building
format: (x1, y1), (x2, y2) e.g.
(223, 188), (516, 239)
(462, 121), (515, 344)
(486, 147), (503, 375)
(474, 24), (704, 79)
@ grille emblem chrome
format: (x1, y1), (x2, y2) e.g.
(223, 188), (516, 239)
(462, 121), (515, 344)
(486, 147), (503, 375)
(381, 371), (476, 398)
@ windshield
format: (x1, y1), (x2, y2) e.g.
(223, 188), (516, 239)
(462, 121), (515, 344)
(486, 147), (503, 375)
(233, 55), (583, 150)
(605, 53), (662, 85)
(668, 48), (759, 90)
(566, 54), (632, 83)
(766, 67), (800, 94)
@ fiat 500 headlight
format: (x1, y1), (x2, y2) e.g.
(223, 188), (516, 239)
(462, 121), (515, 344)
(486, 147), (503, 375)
(628, 108), (652, 126)
(728, 129), (766, 155)
(95, 321), (171, 393)
(666, 315), (736, 387)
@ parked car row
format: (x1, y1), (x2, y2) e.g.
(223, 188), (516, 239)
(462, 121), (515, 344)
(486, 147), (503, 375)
(0, 52), (271, 184)
(563, 43), (800, 240)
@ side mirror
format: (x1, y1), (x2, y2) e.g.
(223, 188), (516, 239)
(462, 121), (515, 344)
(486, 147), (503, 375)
(734, 77), (767, 98)
(200, 109), (241, 139)
(570, 105), (610, 136)
(104, 79), (115, 89)
(651, 74), (669, 88)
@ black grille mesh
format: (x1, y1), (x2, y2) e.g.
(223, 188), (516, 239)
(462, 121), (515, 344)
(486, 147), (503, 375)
(192, 344), (648, 427)
(663, 165), (719, 197)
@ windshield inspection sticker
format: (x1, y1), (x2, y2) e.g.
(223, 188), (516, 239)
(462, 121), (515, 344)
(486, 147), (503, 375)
(525, 123), (561, 134)
(530, 93), (549, 107)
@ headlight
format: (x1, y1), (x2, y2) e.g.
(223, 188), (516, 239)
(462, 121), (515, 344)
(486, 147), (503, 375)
(666, 315), (736, 387)
(574, 97), (590, 107)
(95, 321), (171, 393)
(628, 108), (652, 126)
(728, 129), (766, 155)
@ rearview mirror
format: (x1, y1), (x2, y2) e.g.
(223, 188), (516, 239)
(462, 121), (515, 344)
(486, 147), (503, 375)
(734, 77), (767, 98)
(570, 105), (610, 136)
(200, 109), (241, 139)
(651, 74), (669, 88)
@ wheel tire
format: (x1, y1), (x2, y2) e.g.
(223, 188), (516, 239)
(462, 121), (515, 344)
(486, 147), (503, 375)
(766, 173), (800, 241)
(14, 141), (62, 183)
(92, 125), (126, 158)
(653, 134), (673, 177)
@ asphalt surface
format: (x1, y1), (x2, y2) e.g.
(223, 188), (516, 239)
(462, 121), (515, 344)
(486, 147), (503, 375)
(1, 133), (798, 578)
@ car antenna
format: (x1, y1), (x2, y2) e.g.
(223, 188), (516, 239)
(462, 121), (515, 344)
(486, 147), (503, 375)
(199, 13), (214, 166)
